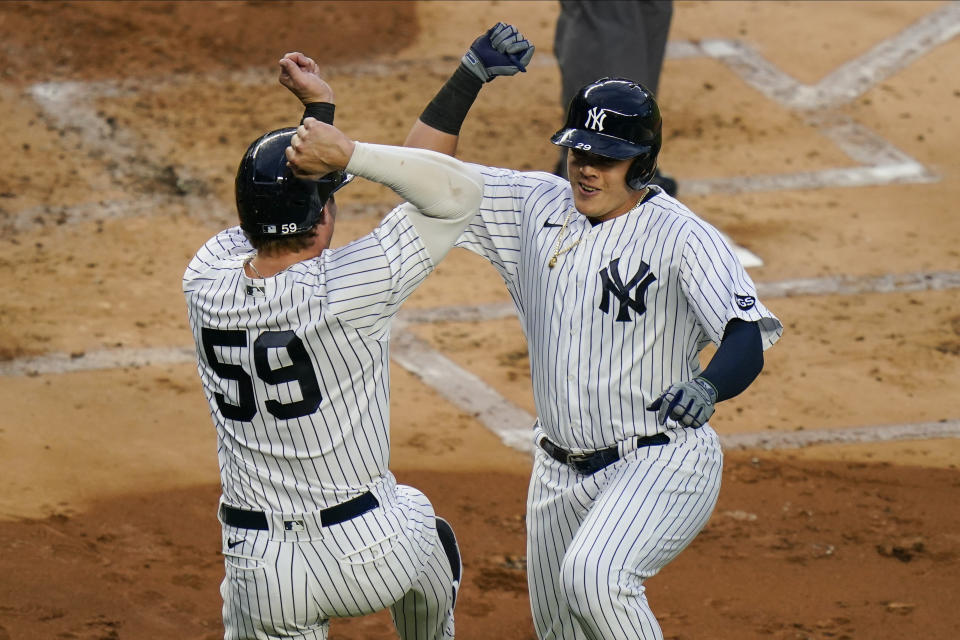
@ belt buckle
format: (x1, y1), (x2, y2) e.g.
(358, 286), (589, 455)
(566, 451), (597, 474)
(566, 451), (593, 466)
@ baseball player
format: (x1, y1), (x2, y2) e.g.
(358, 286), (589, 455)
(401, 27), (784, 639)
(183, 72), (482, 639)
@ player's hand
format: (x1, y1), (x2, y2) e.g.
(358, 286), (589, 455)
(646, 377), (718, 428)
(461, 22), (535, 83)
(285, 118), (354, 179)
(279, 52), (334, 104)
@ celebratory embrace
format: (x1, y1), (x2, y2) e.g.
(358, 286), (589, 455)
(185, 20), (781, 640)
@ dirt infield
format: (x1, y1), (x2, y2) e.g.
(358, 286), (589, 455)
(1, 2), (959, 639)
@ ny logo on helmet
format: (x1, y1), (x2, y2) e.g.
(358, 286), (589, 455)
(585, 107), (608, 132)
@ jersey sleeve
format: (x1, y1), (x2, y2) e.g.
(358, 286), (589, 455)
(322, 204), (434, 339)
(679, 220), (783, 350)
(183, 226), (252, 293)
(454, 166), (560, 286)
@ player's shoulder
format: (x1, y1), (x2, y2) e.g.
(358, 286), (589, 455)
(647, 188), (717, 233)
(518, 169), (571, 201)
(183, 226), (252, 287)
(474, 163), (568, 193)
(647, 186), (691, 215)
(201, 226), (251, 255)
(322, 213), (401, 272)
(470, 164), (571, 223)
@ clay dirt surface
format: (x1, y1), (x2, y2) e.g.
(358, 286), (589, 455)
(1, 2), (959, 640)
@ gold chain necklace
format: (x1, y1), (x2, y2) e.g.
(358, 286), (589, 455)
(548, 208), (580, 268)
(548, 188), (649, 269)
(245, 256), (264, 278)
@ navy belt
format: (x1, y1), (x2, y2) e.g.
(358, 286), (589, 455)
(221, 492), (379, 530)
(539, 433), (670, 475)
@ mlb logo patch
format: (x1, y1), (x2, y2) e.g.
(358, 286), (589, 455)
(283, 520), (305, 532)
(246, 285), (265, 297)
(264, 224), (277, 234)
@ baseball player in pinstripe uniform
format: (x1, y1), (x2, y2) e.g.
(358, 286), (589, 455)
(183, 67), (479, 639)
(400, 26), (784, 639)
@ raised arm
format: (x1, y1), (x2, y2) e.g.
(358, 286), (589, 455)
(277, 51), (339, 125)
(404, 22), (535, 156)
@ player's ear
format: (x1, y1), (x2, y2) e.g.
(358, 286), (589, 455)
(323, 195), (337, 221)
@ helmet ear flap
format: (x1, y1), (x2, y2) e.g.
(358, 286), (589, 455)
(626, 152), (658, 190)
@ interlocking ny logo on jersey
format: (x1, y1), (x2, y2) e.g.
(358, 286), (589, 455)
(585, 107), (608, 131)
(599, 258), (657, 322)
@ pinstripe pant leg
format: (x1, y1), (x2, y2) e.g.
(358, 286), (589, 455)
(389, 529), (456, 640)
(526, 450), (591, 640)
(221, 530), (330, 640)
(222, 528), (280, 640)
(559, 440), (723, 640)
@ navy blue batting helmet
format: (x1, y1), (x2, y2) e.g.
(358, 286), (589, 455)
(235, 128), (350, 239)
(551, 77), (662, 190)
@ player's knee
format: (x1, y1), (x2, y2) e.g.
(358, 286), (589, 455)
(559, 547), (611, 607)
(559, 549), (642, 613)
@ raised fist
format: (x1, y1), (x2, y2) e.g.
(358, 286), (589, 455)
(461, 22), (535, 83)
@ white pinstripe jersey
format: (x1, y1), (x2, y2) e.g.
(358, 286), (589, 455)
(456, 166), (783, 451)
(183, 206), (432, 514)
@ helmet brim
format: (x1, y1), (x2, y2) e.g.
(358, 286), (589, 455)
(312, 170), (353, 204)
(550, 128), (652, 160)
(333, 172), (355, 193)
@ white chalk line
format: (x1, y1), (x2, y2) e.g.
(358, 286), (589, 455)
(677, 6), (956, 193)
(800, 3), (960, 110)
(0, 346), (199, 377)
(390, 327), (535, 453)
(695, 3), (960, 111)
(721, 420), (960, 451)
(757, 270), (960, 297)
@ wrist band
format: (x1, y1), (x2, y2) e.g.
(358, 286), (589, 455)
(419, 65), (483, 135)
(301, 102), (335, 125)
(693, 376), (718, 403)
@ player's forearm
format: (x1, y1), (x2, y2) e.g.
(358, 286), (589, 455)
(405, 64), (483, 156)
(699, 319), (764, 401)
(404, 119), (459, 156)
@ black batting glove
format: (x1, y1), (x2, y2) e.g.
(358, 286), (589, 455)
(461, 22), (535, 83)
(647, 377), (718, 428)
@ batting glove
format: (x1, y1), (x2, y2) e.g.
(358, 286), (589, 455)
(461, 22), (535, 83)
(647, 377), (718, 428)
